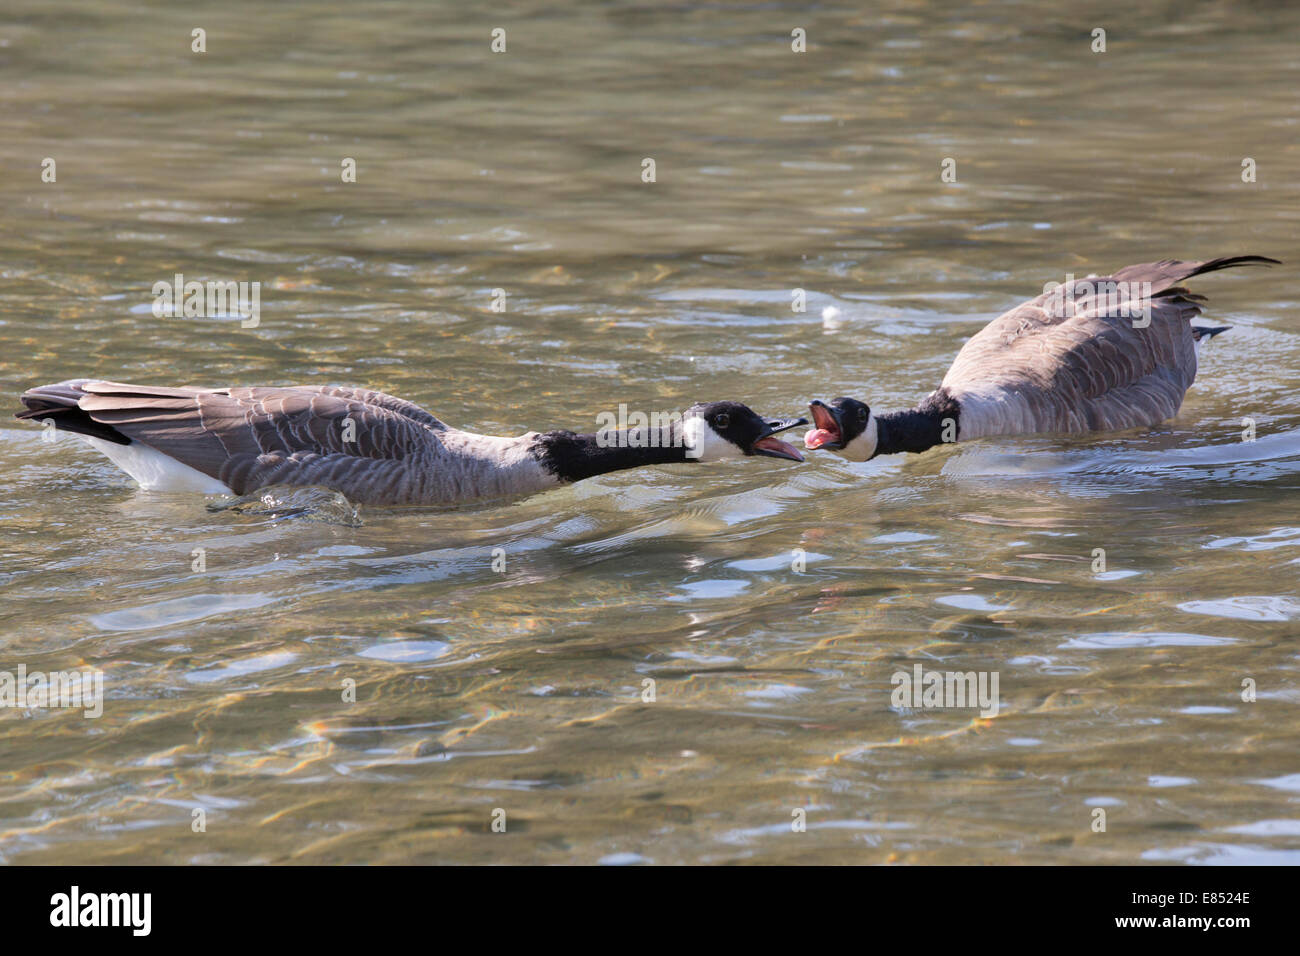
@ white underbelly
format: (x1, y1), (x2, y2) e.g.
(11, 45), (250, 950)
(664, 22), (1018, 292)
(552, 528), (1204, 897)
(84, 436), (233, 494)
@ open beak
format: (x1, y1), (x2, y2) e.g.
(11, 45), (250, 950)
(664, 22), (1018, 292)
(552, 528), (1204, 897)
(803, 400), (844, 450)
(750, 416), (807, 462)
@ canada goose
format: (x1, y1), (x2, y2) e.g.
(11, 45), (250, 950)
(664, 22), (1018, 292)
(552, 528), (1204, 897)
(804, 256), (1280, 461)
(15, 381), (806, 506)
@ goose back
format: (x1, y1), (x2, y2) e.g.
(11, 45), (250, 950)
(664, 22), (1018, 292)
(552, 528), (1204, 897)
(942, 256), (1276, 439)
(24, 381), (555, 506)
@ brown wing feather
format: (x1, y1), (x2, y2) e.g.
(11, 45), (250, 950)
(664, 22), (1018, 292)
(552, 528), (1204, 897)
(942, 257), (1276, 438)
(69, 382), (445, 495)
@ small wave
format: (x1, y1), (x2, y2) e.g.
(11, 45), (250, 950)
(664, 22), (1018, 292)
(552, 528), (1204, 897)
(208, 485), (362, 526)
(942, 427), (1300, 483)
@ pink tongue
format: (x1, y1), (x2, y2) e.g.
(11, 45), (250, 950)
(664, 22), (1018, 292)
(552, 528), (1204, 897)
(804, 427), (836, 449)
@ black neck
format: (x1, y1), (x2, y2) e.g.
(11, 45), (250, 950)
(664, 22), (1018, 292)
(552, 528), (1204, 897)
(535, 428), (687, 483)
(872, 390), (961, 458)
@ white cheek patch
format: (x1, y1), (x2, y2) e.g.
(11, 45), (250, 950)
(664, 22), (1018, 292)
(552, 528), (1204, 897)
(682, 417), (745, 462)
(836, 414), (878, 462)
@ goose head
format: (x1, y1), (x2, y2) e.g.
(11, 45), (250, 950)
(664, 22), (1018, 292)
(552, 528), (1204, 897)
(682, 401), (807, 462)
(804, 397), (877, 461)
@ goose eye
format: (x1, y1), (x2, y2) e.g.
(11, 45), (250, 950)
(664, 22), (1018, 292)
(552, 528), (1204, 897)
(714, 413), (730, 429)
(857, 407), (868, 422)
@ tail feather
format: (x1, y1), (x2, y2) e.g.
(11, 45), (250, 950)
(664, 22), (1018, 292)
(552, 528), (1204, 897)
(15, 380), (131, 445)
(1112, 255), (1280, 294)
(1181, 255), (1281, 280)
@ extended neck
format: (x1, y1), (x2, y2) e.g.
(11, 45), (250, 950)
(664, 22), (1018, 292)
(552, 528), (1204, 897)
(872, 390), (961, 458)
(535, 427), (687, 483)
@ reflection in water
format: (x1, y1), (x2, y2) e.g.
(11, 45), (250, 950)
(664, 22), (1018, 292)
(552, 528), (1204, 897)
(0, 0), (1298, 864)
